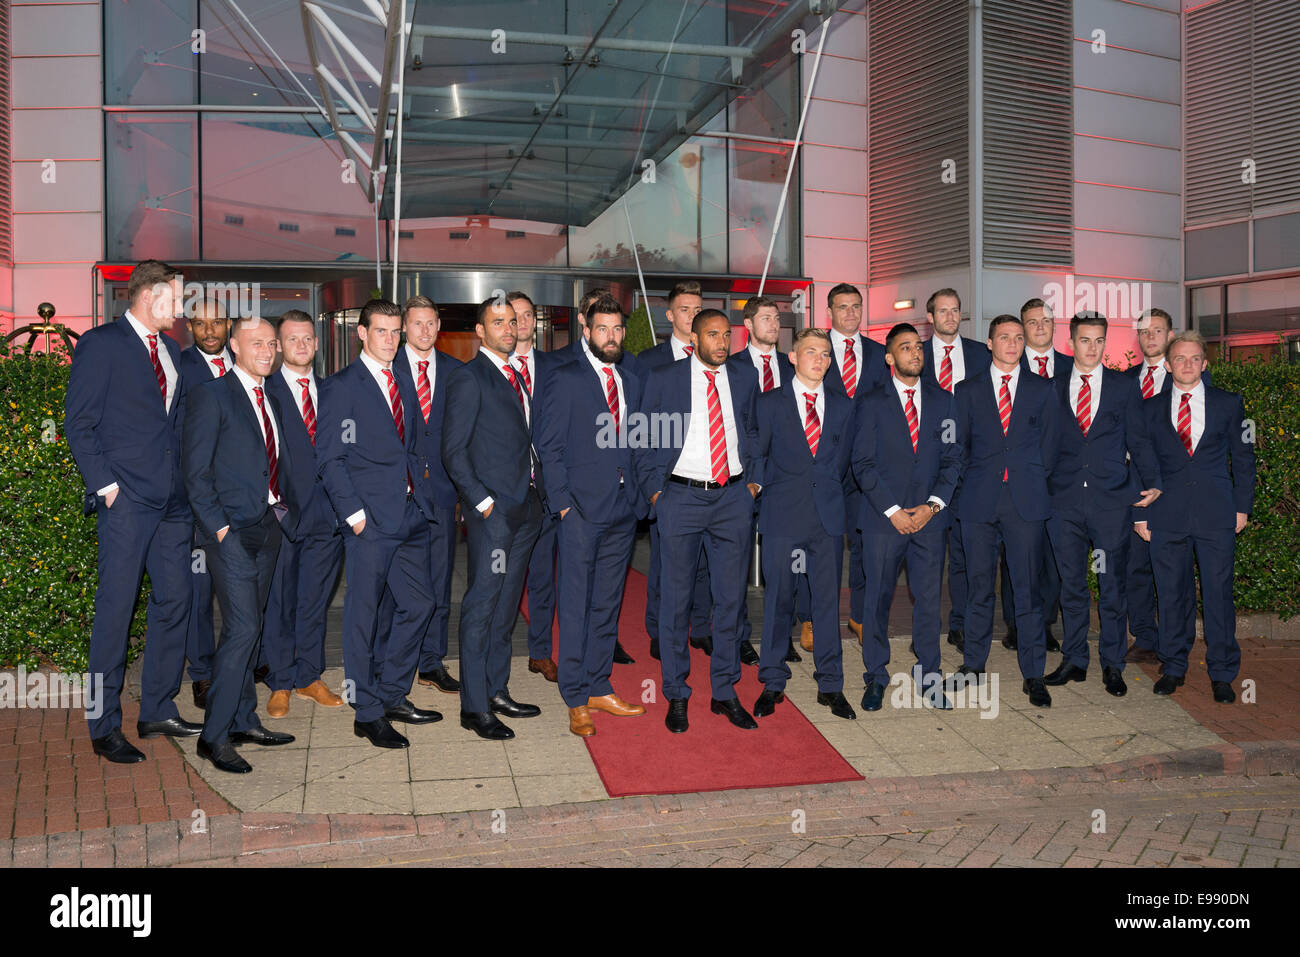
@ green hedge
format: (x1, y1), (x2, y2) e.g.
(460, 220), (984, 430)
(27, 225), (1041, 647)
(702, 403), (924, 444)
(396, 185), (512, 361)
(0, 340), (149, 672)
(1208, 356), (1300, 620)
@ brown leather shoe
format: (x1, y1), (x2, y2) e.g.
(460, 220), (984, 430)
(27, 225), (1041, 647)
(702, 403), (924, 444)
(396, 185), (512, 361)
(847, 619), (863, 645)
(267, 689), (291, 719)
(294, 680), (344, 707)
(568, 705), (595, 737)
(528, 657), (558, 682)
(586, 693), (645, 716)
(800, 621), (815, 652)
(1125, 642), (1159, 664)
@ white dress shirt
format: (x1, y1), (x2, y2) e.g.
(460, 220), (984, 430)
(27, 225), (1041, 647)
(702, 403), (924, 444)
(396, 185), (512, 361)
(674, 355), (742, 481)
(793, 376), (825, 434)
(670, 335), (693, 361)
(748, 342), (782, 389)
(1170, 379), (1207, 453)
(279, 365), (317, 423)
(1025, 346), (1055, 379)
(98, 311), (180, 498)
(1136, 359), (1168, 396)
(586, 348), (626, 425)
(883, 377), (945, 516)
(345, 349), (408, 528)
(512, 346), (535, 398)
(476, 347), (535, 514)
(198, 348), (232, 379)
(930, 335), (966, 385)
(990, 362), (1022, 407)
(405, 344), (436, 401)
(829, 329), (862, 386)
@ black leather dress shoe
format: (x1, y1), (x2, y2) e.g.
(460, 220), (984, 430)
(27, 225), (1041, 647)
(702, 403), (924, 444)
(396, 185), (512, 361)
(1044, 662), (1087, 686)
(91, 729), (145, 764)
(231, 725), (295, 746)
(665, 698), (689, 733)
(753, 689), (784, 717)
(385, 699), (443, 724)
(192, 679), (210, 709)
(784, 639), (802, 663)
(710, 698), (757, 730)
(354, 718), (410, 748)
(817, 691), (857, 720)
(861, 681), (886, 712)
(1023, 678), (1052, 708)
(1153, 673), (1185, 695)
(417, 667), (461, 694)
(1103, 666), (1128, 697)
(612, 641), (635, 665)
(136, 716), (203, 739)
(649, 637), (661, 660)
(489, 693), (540, 718)
(1001, 624), (1018, 650)
(1044, 627), (1061, 653)
(253, 664), (270, 684)
(945, 664), (985, 692)
(197, 737), (252, 773)
(1211, 680), (1236, 703)
(460, 711), (514, 740)
(921, 682), (954, 710)
(689, 634), (714, 656)
(738, 642), (760, 666)
(947, 629), (965, 652)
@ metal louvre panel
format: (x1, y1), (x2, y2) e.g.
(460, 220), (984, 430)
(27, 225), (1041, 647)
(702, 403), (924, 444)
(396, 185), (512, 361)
(981, 0), (1072, 270)
(868, 0), (970, 283)
(1185, 0), (1253, 224)
(1251, 0), (1300, 211)
(0, 0), (11, 267)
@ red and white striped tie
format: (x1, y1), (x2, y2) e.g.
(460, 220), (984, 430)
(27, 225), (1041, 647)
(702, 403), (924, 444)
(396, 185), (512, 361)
(998, 374), (1013, 481)
(416, 360), (432, 423)
(939, 345), (954, 393)
(1141, 365), (1156, 399)
(147, 334), (167, 405)
(504, 365), (527, 413)
(1035, 355), (1049, 378)
(683, 344), (694, 358)
(803, 392), (820, 458)
(1076, 374), (1092, 435)
(515, 355), (532, 395)
(253, 386), (282, 503)
(761, 354), (774, 392)
(703, 370), (729, 485)
(904, 388), (919, 453)
(842, 339), (858, 398)
(1177, 392), (1194, 456)
(382, 369), (405, 442)
(298, 377), (316, 445)
(212, 356), (226, 377)
(602, 367), (620, 431)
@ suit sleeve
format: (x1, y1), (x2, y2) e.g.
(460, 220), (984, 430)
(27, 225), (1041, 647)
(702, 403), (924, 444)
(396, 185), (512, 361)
(853, 398), (896, 516)
(1229, 393), (1256, 515)
(63, 331), (116, 495)
(534, 370), (571, 514)
(633, 372), (664, 504)
(315, 376), (366, 525)
(440, 366), (490, 508)
(1124, 383), (1161, 491)
(181, 384), (228, 540)
(954, 383), (972, 493)
(1039, 380), (1060, 474)
(933, 394), (962, 505)
(741, 379), (761, 487)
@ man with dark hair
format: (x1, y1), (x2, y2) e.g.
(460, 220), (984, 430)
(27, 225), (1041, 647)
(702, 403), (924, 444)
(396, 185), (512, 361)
(260, 310), (345, 718)
(316, 298), (443, 750)
(1045, 313), (1160, 698)
(636, 309), (762, 734)
(855, 322), (961, 711)
(950, 314), (1060, 707)
(65, 259), (197, 763)
(536, 295), (647, 736)
(443, 297), (547, 740)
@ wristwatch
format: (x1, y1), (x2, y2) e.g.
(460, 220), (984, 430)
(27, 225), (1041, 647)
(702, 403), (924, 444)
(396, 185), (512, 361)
(929, 502), (942, 514)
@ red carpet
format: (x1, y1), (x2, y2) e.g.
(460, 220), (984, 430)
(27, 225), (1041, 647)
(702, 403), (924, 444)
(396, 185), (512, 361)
(523, 568), (863, 797)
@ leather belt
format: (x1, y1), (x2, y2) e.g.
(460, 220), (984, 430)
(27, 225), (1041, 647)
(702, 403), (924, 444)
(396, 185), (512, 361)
(668, 471), (745, 490)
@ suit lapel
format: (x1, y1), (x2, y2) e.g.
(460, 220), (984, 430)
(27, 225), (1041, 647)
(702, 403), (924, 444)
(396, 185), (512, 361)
(224, 368), (265, 447)
(480, 352), (529, 432)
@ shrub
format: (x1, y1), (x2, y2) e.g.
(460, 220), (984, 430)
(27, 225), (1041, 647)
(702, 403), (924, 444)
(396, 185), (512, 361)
(625, 303), (657, 356)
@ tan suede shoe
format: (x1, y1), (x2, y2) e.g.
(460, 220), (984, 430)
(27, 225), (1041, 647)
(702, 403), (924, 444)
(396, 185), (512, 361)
(266, 689), (291, 719)
(847, 618), (863, 645)
(800, 621), (815, 652)
(586, 693), (645, 716)
(294, 680), (344, 707)
(569, 706), (596, 737)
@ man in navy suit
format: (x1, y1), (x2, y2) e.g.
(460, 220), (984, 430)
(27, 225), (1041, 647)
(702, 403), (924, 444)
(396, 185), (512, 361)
(536, 295), (648, 737)
(443, 298), (547, 740)
(950, 314), (1060, 707)
(855, 324), (962, 712)
(183, 317), (301, 772)
(260, 311), (345, 719)
(381, 295), (463, 695)
(823, 283), (888, 645)
(178, 298), (232, 710)
(635, 309), (762, 734)
(568, 287), (645, 382)
(65, 260), (198, 763)
(316, 299), (444, 751)
(1133, 331), (1254, 703)
(919, 288), (990, 658)
(725, 295), (796, 666)
(751, 329), (854, 720)
(1124, 306), (1213, 663)
(638, 280), (714, 659)
(1045, 313), (1161, 699)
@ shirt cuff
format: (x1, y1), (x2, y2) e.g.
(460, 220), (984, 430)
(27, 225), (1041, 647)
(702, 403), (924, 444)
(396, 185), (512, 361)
(217, 525), (230, 539)
(884, 505), (901, 517)
(345, 509), (365, 527)
(476, 496), (494, 514)
(928, 495), (946, 510)
(97, 483), (119, 496)
(1133, 519), (1148, 527)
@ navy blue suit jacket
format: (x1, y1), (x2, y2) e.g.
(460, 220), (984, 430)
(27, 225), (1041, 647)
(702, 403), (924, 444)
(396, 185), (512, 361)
(182, 372), (302, 544)
(1021, 349), (1074, 380)
(392, 348), (464, 509)
(1124, 361), (1213, 393)
(726, 347), (795, 393)
(315, 357), (434, 534)
(638, 336), (690, 373)
(633, 358), (761, 505)
(179, 345), (230, 384)
(263, 371), (337, 538)
(535, 358), (647, 523)
(1047, 368), (1156, 514)
(953, 367), (1060, 523)
(562, 337), (645, 380)
(825, 332), (889, 399)
(442, 351), (546, 513)
(920, 335), (991, 391)
(756, 384), (853, 537)
(65, 318), (188, 512)
(1134, 385), (1255, 534)
(853, 380), (961, 536)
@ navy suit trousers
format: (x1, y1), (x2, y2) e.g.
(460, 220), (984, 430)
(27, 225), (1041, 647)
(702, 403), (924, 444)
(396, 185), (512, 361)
(646, 519), (713, 640)
(525, 510), (559, 658)
(759, 531), (843, 693)
(263, 529), (343, 690)
(1048, 504), (1130, 673)
(1150, 528), (1240, 682)
(184, 543), (215, 682)
(1125, 530), (1160, 650)
(861, 521), (946, 686)
(418, 505), (459, 672)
